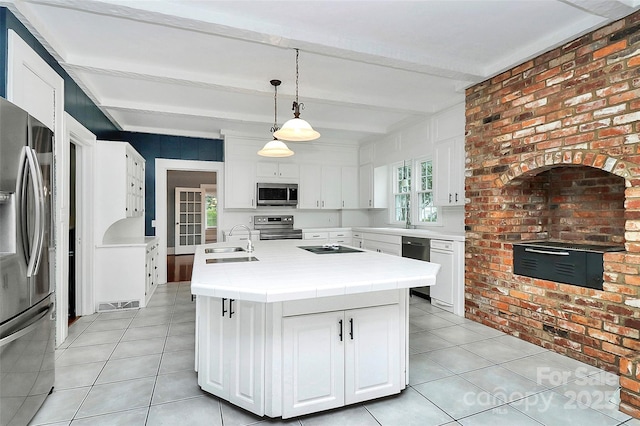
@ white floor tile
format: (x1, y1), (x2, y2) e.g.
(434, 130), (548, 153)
(75, 377), (155, 418)
(39, 285), (632, 426)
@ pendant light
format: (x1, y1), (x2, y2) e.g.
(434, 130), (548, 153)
(258, 79), (294, 157)
(273, 49), (320, 142)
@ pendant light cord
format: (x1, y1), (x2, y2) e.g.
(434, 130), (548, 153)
(271, 80), (280, 133)
(292, 48), (304, 118)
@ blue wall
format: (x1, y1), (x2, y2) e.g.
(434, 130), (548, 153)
(0, 7), (224, 235)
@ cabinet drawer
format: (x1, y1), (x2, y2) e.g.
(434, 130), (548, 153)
(329, 231), (352, 239)
(282, 290), (400, 317)
(431, 239), (453, 251)
(363, 233), (401, 245)
(304, 232), (329, 240)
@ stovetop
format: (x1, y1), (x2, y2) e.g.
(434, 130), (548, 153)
(514, 240), (625, 253)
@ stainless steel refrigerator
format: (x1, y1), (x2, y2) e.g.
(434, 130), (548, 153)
(0, 97), (55, 426)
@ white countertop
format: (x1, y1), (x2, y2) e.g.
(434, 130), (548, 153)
(191, 240), (440, 303)
(97, 236), (159, 248)
(352, 227), (465, 241)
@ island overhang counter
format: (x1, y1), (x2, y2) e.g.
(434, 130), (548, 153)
(191, 240), (440, 419)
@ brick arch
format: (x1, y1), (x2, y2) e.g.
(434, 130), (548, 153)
(494, 149), (640, 189)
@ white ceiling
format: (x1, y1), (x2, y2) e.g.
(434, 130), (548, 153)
(5, 0), (640, 143)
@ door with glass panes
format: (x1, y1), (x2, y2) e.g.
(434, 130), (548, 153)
(174, 187), (205, 254)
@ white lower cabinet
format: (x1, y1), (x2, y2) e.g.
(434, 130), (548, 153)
(195, 290), (407, 419)
(363, 233), (401, 256)
(145, 243), (158, 296)
(197, 297), (265, 415)
(282, 304), (401, 418)
(429, 239), (465, 316)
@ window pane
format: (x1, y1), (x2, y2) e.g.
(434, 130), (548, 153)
(206, 195), (218, 228)
(418, 192), (437, 223)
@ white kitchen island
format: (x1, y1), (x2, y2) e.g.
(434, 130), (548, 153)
(190, 240), (440, 419)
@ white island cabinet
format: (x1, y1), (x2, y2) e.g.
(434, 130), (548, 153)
(191, 240), (439, 419)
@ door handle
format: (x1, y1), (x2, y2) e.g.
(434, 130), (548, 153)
(524, 248), (570, 256)
(229, 299), (235, 318)
(221, 298), (227, 316)
(349, 318), (354, 340)
(0, 303), (52, 347)
(339, 319), (343, 341)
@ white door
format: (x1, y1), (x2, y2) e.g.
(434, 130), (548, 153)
(299, 164), (322, 209)
(197, 297), (227, 397)
(345, 305), (401, 404)
(174, 187), (205, 255)
(228, 300), (265, 414)
(321, 166), (342, 209)
(430, 245), (455, 308)
(282, 312), (345, 418)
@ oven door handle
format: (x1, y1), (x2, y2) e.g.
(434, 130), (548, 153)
(524, 248), (570, 256)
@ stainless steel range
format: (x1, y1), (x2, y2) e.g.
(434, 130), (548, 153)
(254, 215), (302, 240)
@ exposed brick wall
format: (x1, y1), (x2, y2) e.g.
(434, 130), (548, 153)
(465, 11), (640, 418)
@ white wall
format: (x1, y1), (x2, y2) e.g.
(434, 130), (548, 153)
(360, 102), (465, 233)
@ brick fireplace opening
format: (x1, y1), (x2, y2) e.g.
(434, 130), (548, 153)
(465, 11), (640, 418)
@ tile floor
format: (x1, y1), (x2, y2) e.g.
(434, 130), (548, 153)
(29, 282), (640, 426)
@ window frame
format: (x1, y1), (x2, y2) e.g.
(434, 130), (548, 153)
(389, 157), (440, 227)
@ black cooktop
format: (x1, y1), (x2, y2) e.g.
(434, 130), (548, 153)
(299, 245), (363, 254)
(514, 241), (625, 253)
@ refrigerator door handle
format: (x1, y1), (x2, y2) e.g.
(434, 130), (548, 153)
(0, 303), (53, 348)
(16, 146), (29, 263)
(24, 147), (44, 278)
(29, 147), (46, 275)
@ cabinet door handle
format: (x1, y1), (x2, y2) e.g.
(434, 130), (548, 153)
(455, 193), (459, 203)
(449, 193), (452, 203)
(221, 298), (227, 317)
(322, 200), (325, 207)
(229, 299), (235, 318)
(339, 319), (343, 341)
(349, 318), (354, 340)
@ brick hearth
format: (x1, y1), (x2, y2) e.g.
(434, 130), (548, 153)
(465, 11), (640, 418)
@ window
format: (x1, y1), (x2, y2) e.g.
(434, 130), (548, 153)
(391, 158), (439, 226)
(393, 162), (411, 223)
(205, 194), (217, 228)
(416, 158), (438, 224)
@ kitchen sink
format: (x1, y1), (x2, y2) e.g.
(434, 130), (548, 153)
(205, 247), (245, 254)
(206, 256), (258, 264)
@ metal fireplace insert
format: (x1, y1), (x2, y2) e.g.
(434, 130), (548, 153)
(513, 241), (624, 290)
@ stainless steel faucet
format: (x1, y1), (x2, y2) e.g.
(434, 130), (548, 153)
(228, 224), (254, 252)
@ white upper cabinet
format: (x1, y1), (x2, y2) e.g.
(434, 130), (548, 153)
(434, 136), (464, 206)
(299, 165), (342, 209)
(94, 141), (145, 241)
(256, 161), (299, 180)
(225, 160), (257, 209)
(341, 166), (358, 209)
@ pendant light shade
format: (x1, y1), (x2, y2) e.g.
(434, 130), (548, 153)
(258, 79), (294, 158)
(257, 139), (294, 157)
(273, 49), (320, 142)
(274, 116), (320, 142)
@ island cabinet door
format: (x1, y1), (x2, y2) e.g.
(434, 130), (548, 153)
(344, 304), (401, 404)
(197, 297), (265, 416)
(198, 297), (226, 395)
(282, 311), (345, 418)
(227, 300), (265, 414)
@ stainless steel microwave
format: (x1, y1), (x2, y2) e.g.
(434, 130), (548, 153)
(256, 183), (298, 206)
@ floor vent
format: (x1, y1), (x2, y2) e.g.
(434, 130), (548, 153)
(97, 300), (140, 312)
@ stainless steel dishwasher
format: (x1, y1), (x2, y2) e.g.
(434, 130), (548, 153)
(402, 236), (431, 299)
